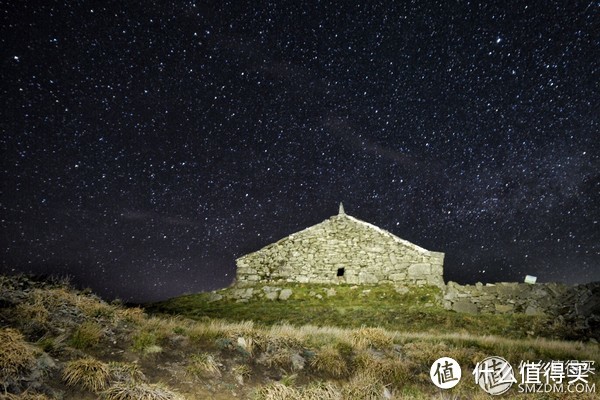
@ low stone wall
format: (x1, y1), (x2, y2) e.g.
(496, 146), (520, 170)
(443, 281), (600, 340)
(443, 281), (569, 315)
(236, 214), (445, 288)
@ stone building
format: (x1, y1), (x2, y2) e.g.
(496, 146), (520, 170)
(235, 204), (445, 288)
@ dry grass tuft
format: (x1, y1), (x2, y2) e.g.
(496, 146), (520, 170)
(252, 382), (301, 400)
(341, 371), (385, 399)
(186, 353), (222, 378)
(103, 382), (183, 400)
(108, 361), (146, 384)
(75, 295), (114, 318)
(401, 340), (450, 372)
(220, 320), (256, 337)
(253, 380), (344, 400)
(0, 328), (38, 385)
(310, 345), (349, 378)
(267, 323), (305, 349)
(353, 351), (411, 388)
(258, 346), (296, 370)
(70, 321), (103, 349)
(1, 393), (52, 400)
(231, 364), (252, 385)
(302, 381), (343, 399)
(131, 331), (163, 355)
(38, 287), (79, 310)
(350, 326), (393, 350)
(62, 357), (110, 392)
(117, 306), (146, 324)
(187, 320), (226, 345)
(231, 363), (252, 378)
(15, 301), (50, 329)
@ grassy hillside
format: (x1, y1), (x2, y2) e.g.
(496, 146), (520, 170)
(1, 275), (598, 399)
(149, 282), (572, 340)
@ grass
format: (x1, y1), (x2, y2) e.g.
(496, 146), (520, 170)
(340, 372), (385, 399)
(103, 382), (182, 400)
(350, 326), (394, 350)
(353, 351), (412, 387)
(252, 382), (302, 400)
(1, 394), (52, 400)
(150, 282), (565, 340)
(186, 353), (222, 378)
(131, 331), (163, 355)
(108, 361), (146, 383)
(0, 328), (38, 388)
(69, 321), (103, 349)
(309, 345), (349, 378)
(117, 306), (146, 324)
(231, 364), (252, 383)
(62, 357), (110, 392)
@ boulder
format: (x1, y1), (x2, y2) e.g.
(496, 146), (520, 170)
(452, 300), (478, 314)
(525, 305), (544, 316)
(279, 289), (293, 300)
(207, 292), (223, 302)
(265, 291), (278, 301)
(290, 353), (306, 371)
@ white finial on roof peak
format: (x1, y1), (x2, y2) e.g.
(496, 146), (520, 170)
(339, 202), (345, 215)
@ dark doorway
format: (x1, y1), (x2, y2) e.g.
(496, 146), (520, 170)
(336, 267), (345, 277)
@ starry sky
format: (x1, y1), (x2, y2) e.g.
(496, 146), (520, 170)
(2, 1), (599, 302)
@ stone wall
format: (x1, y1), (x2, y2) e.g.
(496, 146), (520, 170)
(443, 281), (600, 339)
(235, 212), (445, 288)
(443, 281), (569, 315)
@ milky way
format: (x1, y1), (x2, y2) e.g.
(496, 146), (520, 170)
(2, 1), (598, 301)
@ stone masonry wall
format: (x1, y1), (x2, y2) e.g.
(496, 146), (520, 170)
(235, 213), (445, 288)
(443, 281), (570, 315)
(443, 281), (600, 339)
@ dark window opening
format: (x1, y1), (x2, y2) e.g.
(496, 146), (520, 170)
(337, 267), (345, 277)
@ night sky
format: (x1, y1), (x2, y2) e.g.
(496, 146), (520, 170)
(2, 1), (598, 302)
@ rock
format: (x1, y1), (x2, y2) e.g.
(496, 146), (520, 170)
(407, 264), (431, 278)
(231, 288), (254, 300)
(358, 271), (378, 284)
(525, 305), (544, 316)
(207, 292), (223, 302)
(452, 300), (478, 314)
(279, 289), (293, 300)
(235, 374), (244, 385)
(395, 286), (409, 295)
(495, 304), (514, 313)
(326, 288), (336, 297)
(265, 291), (278, 301)
(262, 286), (279, 293)
(383, 386), (393, 399)
(290, 353), (306, 371)
(496, 283), (520, 296)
